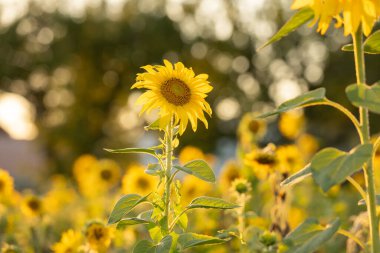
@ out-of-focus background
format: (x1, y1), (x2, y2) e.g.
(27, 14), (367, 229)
(0, 0), (379, 188)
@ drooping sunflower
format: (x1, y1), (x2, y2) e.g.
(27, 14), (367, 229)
(52, 229), (83, 253)
(291, 0), (380, 36)
(132, 60), (213, 134)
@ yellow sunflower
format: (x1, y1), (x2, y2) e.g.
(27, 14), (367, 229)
(21, 194), (44, 218)
(244, 144), (277, 180)
(237, 113), (267, 151)
(278, 111), (305, 140)
(132, 59), (213, 134)
(84, 221), (113, 252)
(276, 145), (305, 174)
(0, 169), (14, 200)
(291, 0), (380, 36)
(218, 161), (242, 192)
(52, 229), (83, 253)
(122, 164), (158, 196)
(181, 175), (213, 204)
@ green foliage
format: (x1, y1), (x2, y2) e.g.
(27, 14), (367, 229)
(258, 88), (326, 118)
(310, 144), (373, 192)
(280, 164), (311, 187)
(342, 30), (380, 54)
(108, 194), (150, 224)
(346, 82), (380, 114)
(173, 160), (215, 183)
(188, 196), (239, 210)
(104, 147), (158, 158)
(145, 164), (163, 176)
(358, 195), (380, 206)
(258, 8), (314, 50)
(283, 218), (340, 253)
(116, 218), (153, 230)
(177, 233), (227, 249)
(133, 236), (172, 253)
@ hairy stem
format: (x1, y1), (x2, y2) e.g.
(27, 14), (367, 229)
(163, 119), (173, 233)
(352, 28), (379, 252)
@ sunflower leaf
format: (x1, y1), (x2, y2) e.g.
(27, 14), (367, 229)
(257, 8), (314, 50)
(104, 147), (158, 158)
(188, 196), (239, 210)
(257, 88), (326, 118)
(346, 82), (380, 114)
(342, 30), (380, 54)
(178, 233), (228, 249)
(145, 163), (163, 176)
(116, 218), (153, 230)
(310, 144), (372, 192)
(281, 164), (312, 188)
(283, 218), (340, 253)
(173, 160), (215, 183)
(133, 236), (172, 253)
(144, 119), (162, 131)
(108, 194), (150, 224)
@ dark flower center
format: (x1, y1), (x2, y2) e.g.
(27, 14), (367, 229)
(161, 78), (191, 106)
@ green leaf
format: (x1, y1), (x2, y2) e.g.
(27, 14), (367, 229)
(281, 164), (311, 188)
(342, 30), (380, 54)
(144, 119), (162, 131)
(188, 196), (239, 210)
(283, 218), (340, 253)
(108, 194), (150, 224)
(116, 218), (153, 230)
(346, 82), (380, 114)
(145, 163), (163, 176)
(258, 8), (314, 50)
(310, 144), (373, 192)
(358, 195), (380, 206)
(133, 236), (172, 253)
(173, 160), (215, 183)
(104, 147), (157, 157)
(178, 233), (227, 249)
(257, 88), (326, 118)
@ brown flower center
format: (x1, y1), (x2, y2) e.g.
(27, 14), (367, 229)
(255, 154), (276, 165)
(100, 169), (112, 181)
(137, 177), (149, 188)
(0, 180), (4, 191)
(161, 78), (191, 106)
(28, 199), (41, 211)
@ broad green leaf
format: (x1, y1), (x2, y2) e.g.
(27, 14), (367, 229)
(104, 147), (157, 158)
(342, 30), (380, 54)
(133, 236), (172, 253)
(145, 163), (163, 176)
(346, 82), (380, 114)
(358, 195), (380, 206)
(178, 233), (227, 249)
(258, 8), (314, 50)
(174, 160), (215, 183)
(283, 218), (340, 253)
(188, 196), (239, 210)
(116, 218), (153, 230)
(144, 119), (162, 131)
(310, 144), (373, 192)
(258, 88), (326, 118)
(108, 194), (150, 224)
(281, 164), (311, 188)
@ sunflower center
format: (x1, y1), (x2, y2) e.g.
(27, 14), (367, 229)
(137, 177), (149, 188)
(28, 199), (41, 211)
(235, 183), (248, 194)
(0, 180), (4, 191)
(93, 228), (105, 240)
(255, 154), (276, 165)
(161, 78), (191, 106)
(100, 169), (112, 181)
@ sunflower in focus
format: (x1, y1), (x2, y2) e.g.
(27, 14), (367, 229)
(0, 169), (14, 200)
(84, 221), (113, 252)
(132, 59), (213, 134)
(52, 229), (83, 253)
(122, 164), (157, 196)
(291, 0), (380, 36)
(244, 144), (277, 180)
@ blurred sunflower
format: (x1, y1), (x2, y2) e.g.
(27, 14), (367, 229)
(97, 159), (121, 189)
(229, 178), (252, 201)
(291, 0), (380, 35)
(73, 154), (98, 182)
(244, 144), (277, 180)
(276, 145), (304, 174)
(52, 229), (83, 253)
(181, 175), (213, 204)
(278, 111), (305, 140)
(21, 194), (44, 218)
(219, 161), (242, 192)
(84, 221), (113, 251)
(296, 133), (319, 158)
(0, 169), (14, 200)
(132, 59), (213, 134)
(122, 164), (157, 196)
(44, 176), (78, 214)
(237, 113), (267, 150)
(178, 146), (207, 164)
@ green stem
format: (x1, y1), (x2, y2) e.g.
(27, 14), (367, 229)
(164, 118), (173, 233)
(352, 28), (379, 252)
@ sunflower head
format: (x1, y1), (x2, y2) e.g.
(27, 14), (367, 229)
(84, 221), (113, 251)
(229, 178), (252, 201)
(52, 229), (83, 253)
(0, 169), (14, 199)
(122, 164), (158, 196)
(132, 60), (213, 134)
(21, 194), (44, 217)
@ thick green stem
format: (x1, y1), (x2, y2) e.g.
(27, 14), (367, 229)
(352, 28), (379, 252)
(163, 119), (173, 233)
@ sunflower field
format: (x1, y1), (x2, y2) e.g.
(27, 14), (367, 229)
(0, 0), (380, 253)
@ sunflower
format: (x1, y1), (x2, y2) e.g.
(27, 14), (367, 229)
(219, 161), (242, 192)
(132, 59), (213, 134)
(229, 178), (252, 201)
(0, 169), (14, 200)
(244, 144), (277, 180)
(21, 194), (44, 218)
(276, 145), (305, 174)
(122, 164), (158, 196)
(96, 159), (121, 189)
(52, 229), (83, 253)
(296, 133), (319, 159)
(237, 113), (267, 151)
(278, 111), (305, 140)
(181, 175), (213, 204)
(291, 0), (380, 36)
(84, 221), (113, 252)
